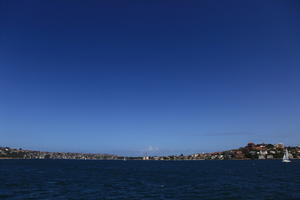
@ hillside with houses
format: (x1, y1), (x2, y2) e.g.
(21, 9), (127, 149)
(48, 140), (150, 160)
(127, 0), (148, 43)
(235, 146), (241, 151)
(1, 143), (300, 160)
(143, 143), (300, 160)
(0, 147), (117, 160)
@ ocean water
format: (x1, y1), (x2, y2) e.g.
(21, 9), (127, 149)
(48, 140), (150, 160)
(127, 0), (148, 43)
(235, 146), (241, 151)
(0, 160), (299, 200)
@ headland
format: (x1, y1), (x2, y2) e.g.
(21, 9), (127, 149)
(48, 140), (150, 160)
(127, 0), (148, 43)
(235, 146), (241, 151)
(1, 143), (299, 161)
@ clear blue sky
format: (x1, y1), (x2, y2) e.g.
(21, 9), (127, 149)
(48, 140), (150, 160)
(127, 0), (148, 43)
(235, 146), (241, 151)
(1, 0), (300, 156)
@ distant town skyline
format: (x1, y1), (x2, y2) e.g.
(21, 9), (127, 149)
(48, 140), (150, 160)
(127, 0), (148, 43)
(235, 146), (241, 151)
(1, 0), (300, 156)
(1, 142), (300, 160)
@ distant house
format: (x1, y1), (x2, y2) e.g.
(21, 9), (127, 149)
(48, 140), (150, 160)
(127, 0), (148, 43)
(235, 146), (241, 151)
(258, 150), (266, 159)
(247, 142), (256, 150)
(269, 150), (276, 154)
(143, 156), (149, 160)
(261, 150), (268, 155)
(153, 156), (160, 160)
(275, 143), (284, 149)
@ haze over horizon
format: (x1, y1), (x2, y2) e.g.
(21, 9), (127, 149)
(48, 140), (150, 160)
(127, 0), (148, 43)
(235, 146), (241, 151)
(1, 0), (300, 156)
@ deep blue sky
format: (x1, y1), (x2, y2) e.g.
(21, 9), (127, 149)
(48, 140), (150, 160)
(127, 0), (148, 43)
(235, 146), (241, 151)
(1, 0), (300, 156)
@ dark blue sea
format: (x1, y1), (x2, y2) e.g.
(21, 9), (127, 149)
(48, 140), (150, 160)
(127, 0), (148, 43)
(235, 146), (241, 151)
(1, 160), (299, 200)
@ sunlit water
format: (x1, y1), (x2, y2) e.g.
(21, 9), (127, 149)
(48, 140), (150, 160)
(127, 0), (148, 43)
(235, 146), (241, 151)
(1, 159), (299, 199)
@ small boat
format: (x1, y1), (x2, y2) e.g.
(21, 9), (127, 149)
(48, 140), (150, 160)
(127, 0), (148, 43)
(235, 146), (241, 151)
(282, 148), (291, 163)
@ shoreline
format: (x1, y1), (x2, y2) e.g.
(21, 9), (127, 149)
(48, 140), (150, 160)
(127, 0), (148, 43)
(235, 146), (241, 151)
(1, 143), (300, 160)
(0, 157), (298, 161)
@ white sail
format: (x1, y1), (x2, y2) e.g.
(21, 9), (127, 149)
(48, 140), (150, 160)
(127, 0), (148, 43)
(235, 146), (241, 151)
(285, 149), (289, 159)
(282, 148), (291, 162)
(283, 151), (287, 160)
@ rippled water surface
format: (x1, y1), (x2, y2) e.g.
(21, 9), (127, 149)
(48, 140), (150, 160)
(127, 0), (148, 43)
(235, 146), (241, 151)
(1, 159), (300, 199)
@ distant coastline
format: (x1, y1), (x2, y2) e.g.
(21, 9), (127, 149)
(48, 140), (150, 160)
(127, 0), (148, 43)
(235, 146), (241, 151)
(1, 143), (299, 161)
